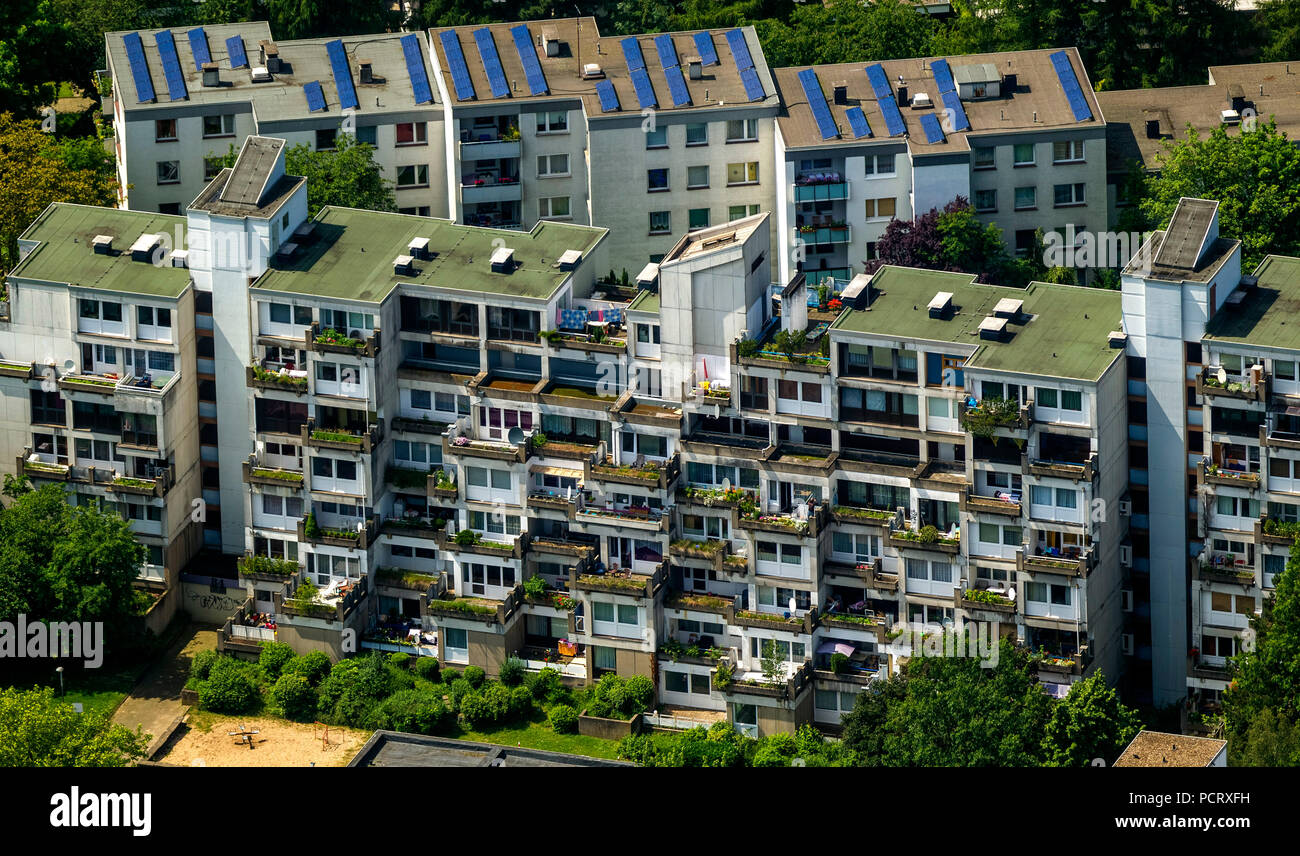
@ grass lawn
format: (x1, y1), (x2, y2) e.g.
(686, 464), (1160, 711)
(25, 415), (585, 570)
(455, 716), (623, 760)
(6, 663), (146, 718)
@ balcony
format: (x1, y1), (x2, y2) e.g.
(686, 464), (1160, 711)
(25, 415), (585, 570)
(1195, 555), (1256, 585)
(731, 338), (831, 374)
(247, 363), (308, 394)
(887, 521), (961, 554)
(958, 588), (1018, 616)
(308, 323), (381, 358)
(670, 538), (731, 571)
(544, 329), (627, 355)
(586, 453), (679, 491)
(824, 558), (899, 592)
(527, 534), (598, 559)
(717, 659), (815, 703)
(1201, 460), (1260, 490)
(737, 504), (827, 539)
(664, 590), (736, 619)
(527, 490), (578, 514)
(574, 563), (667, 599)
(792, 179), (849, 203)
(243, 461), (304, 491)
(436, 529), (524, 559)
(961, 488), (1023, 518)
(459, 134), (520, 161)
(1197, 368), (1267, 403)
(0, 358), (35, 379)
(445, 434), (527, 463)
(107, 466), (174, 498)
(426, 473), (459, 502)
(958, 398), (1031, 435)
(277, 573), (368, 624)
(58, 372), (118, 396)
(1256, 515), (1300, 547)
(793, 225), (851, 245)
(19, 454), (71, 481)
(297, 514), (379, 549)
(817, 604), (891, 640)
(539, 382), (618, 412)
(461, 175), (523, 205)
(302, 419), (383, 454)
(1027, 453), (1096, 482)
(733, 609), (815, 634)
(572, 504), (668, 534)
(1016, 545), (1095, 578)
(829, 505), (897, 528)
(426, 586), (522, 626)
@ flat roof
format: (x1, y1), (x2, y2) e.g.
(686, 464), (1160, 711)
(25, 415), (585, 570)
(661, 213), (765, 265)
(1154, 198), (1216, 270)
(348, 731), (633, 767)
(9, 203), (191, 298)
(1113, 730), (1226, 767)
(775, 47), (1102, 151)
(106, 24), (439, 119)
(252, 206), (606, 304)
(1205, 254), (1300, 351)
(626, 289), (660, 314)
(831, 266), (1123, 381)
(1131, 230), (1239, 284)
(430, 17), (777, 117)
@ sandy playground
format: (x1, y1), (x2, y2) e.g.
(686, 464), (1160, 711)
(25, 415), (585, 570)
(158, 715), (371, 767)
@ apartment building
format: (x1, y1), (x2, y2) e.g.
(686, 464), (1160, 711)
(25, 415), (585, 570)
(0, 203), (202, 610)
(102, 22), (448, 217)
(427, 17), (780, 274)
(773, 48), (1107, 288)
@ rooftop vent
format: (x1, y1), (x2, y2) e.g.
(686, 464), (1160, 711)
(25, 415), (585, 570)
(542, 28), (563, 57)
(992, 297), (1024, 319)
(91, 235), (114, 255)
(276, 242), (299, 260)
(1002, 72), (1017, 92)
(408, 237), (431, 260)
(635, 262), (659, 287)
(702, 231), (736, 249)
(1108, 330), (1128, 348)
(170, 249), (189, 269)
(293, 222), (317, 242)
(202, 62), (220, 87)
(841, 272), (872, 307)
(1240, 274), (1259, 290)
(978, 315), (1008, 340)
(259, 40), (281, 74)
(832, 81), (848, 105)
(394, 254), (415, 275)
(250, 66), (272, 83)
(1224, 290), (1248, 309)
(687, 56), (703, 80)
(129, 233), (163, 263)
(927, 291), (953, 318)
(1145, 118), (1161, 139)
(910, 92), (932, 109)
(1221, 108), (1241, 125)
(358, 60), (373, 84)
(490, 246), (515, 272)
(581, 63), (604, 79)
(557, 249), (582, 270)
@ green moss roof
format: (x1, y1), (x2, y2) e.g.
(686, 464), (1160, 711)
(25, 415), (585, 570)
(626, 289), (660, 315)
(1204, 255), (1300, 351)
(252, 207), (607, 305)
(831, 266), (1123, 381)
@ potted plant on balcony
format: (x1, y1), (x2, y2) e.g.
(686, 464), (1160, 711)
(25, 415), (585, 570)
(798, 224), (816, 234)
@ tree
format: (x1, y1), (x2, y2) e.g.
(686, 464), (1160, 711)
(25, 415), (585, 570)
(266, 0), (403, 40)
(1255, 0), (1300, 63)
(1230, 708), (1300, 767)
(1142, 120), (1300, 277)
(760, 639), (786, 687)
(1224, 541), (1300, 737)
(0, 686), (147, 766)
(867, 197), (1035, 285)
(1041, 672), (1142, 766)
(755, 0), (937, 68)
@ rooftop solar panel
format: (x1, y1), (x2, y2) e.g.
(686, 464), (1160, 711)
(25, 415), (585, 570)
(630, 68), (657, 108)
(400, 34), (433, 105)
(879, 95), (906, 136)
(1048, 50), (1093, 122)
(473, 28), (509, 98)
(326, 39), (359, 111)
(510, 24), (548, 95)
(797, 68), (837, 141)
(155, 31), (189, 102)
(621, 36), (646, 71)
(845, 106), (872, 139)
(739, 66), (764, 101)
(654, 34), (678, 69)
(439, 31), (476, 101)
(595, 79), (620, 112)
(122, 32), (156, 103)
(188, 28), (211, 71)
(304, 80), (326, 112)
(693, 32), (718, 66)
(940, 90), (970, 131)
(919, 112), (945, 144)
(664, 65), (691, 107)
(865, 63), (892, 100)
(931, 58), (955, 94)
(226, 35), (248, 69)
(724, 29), (753, 71)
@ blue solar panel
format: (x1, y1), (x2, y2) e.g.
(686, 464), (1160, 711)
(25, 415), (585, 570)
(304, 80), (326, 112)
(664, 65), (690, 107)
(621, 36), (645, 71)
(510, 25), (548, 95)
(931, 58), (955, 94)
(595, 79), (620, 112)
(797, 68), (837, 141)
(188, 28), (211, 70)
(439, 31), (476, 101)
(739, 66), (764, 101)
(724, 29), (753, 71)
(865, 63), (892, 99)
(122, 33), (155, 103)
(879, 95), (906, 136)
(1049, 50), (1093, 122)
(845, 106), (872, 139)
(941, 90), (970, 131)
(693, 32), (718, 66)
(473, 28), (509, 98)
(654, 34), (678, 70)
(919, 113), (945, 144)
(226, 35), (248, 69)
(326, 40), (359, 111)
(155, 31), (188, 101)
(630, 68), (657, 108)
(400, 34), (433, 105)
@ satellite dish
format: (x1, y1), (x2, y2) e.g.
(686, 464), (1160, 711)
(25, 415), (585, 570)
(1217, 367), (1228, 385)
(719, 477), (731, 492)
(507, 426), (524, 444)
(788, 597), (797, 614)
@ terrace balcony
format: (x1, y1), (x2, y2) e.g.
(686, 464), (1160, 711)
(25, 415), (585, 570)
(1259, 420), (1300, 451)
(1016, 545), (1095, 578)
(381, 514), (449, 542)
(960, 487), (1023, 518)
(247, 363), (308, 394)
(526, 532), (598, 560)
(307, 322), (381, 358)
(437, 529), (525, 559)
(586, 453), (679, 491)
(573, 562), (667, 599)
(1027, 452), (1097, 483)
(678, 433), (772, 460)
(426, 585), (523, 626)
(730, 337), (831, 375)
(544, 329), (627, 356)
(1194, 555), (1256, 586)
(1197, 367), (1267, 403)
(58, 371), (119, 396)
(733, 608), (816, 634)
(302, 418), (383, 454)
(958, 397), (1032, 435)
(1255, 515), (1300, 547)
(669, 537), (732, 571)
(372, 567), (445, 599)
(828, 504), (897, 528)
(663, 590), (737, 620)
(297, 514), (380, 549)
(1200, 460), (1260, 490)
(572, 503), (669, 534)
(277, 572), (369, 625)
(817, 604), (891, 641)
(106, 466), (175, 498)
(957, 587), (1018, 618)
(538, 381), (618, 412)
(18, 453), (72, 481)
(114, 370), (181, 413)
(0, 358), (35, 379)
(445, 433), (527, 464)
(716, 659), (815, 702)
(737, 503), (828, 539)
(824, 557), (899, 592)
(887, 520), (961, 555)
(242, 460), (305, 488)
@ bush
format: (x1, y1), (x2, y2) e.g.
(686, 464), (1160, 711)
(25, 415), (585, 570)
(271, 673), (318, 721)
(585, 673), (652, 719)
(258, 641), (296, 680)
(463, 665), (486, 689)
(917, 524), (940, 544)
(508, 685), (534, 720)
(190, 649), (218, 682)
(829, 652), (850, 675)
(413, 657), (440, 682)
(526, 667), (565, 704)
(387, 652), (411, 670)
(441, 668), (460, 685)
(499, 656), (526, 687)
(522, 575), (547, 599)
(549, 704), (579, 734)
(622, 675), (655, 714)
(449, 678), (473, 709)
(459, 683), (529, 729)
(373, 689), (455, 735)
(198, 658), (258, 714)
(317, 655), (395, 725)
(282, 651), (332, 686)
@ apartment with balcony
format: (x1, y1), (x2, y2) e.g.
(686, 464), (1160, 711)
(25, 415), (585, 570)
(0, 203), (202, 609)
(773, 48), (1107, 289)
(102, 22), (447, 217)
(428, 18), (780, 274)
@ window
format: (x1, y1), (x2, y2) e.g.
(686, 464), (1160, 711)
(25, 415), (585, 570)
(29, 390), (65, 426)
(646, 127), (668, 148)
(864, 197), (896, 220)
(685, 123), (708, 145)
(1014, 186), (1037, 210)
(202, 114), (235, 137)
(647, 168), (669, 191)
(973, 147), (995, 169)
(729, 204), (760, 220)
(355, 125), (377, 146)
(537, 111), (568, 133)
(156, 161), (180, 185)
(687, 165), (709, 188)
(203, 156), (225, 181)
(1061, 390), (1082, 411)
(688, 208), (710, 230)
(444, 627), (468, 662)
(649, 211), (671, 235)
(538, 196), (571, 219)
(395, 121), (428, 145)
(1052, 139), (1084, 163)
(1013, 143), (1035, 166)
(315, 128), (337, 150)
(1054, 182), (1085, 206)
(537, 153), (569, 176)
(974, 189), (996, 212)
(397, 164), (430, 188)
(725, 119), (758, 142)
(727, 161), (759, 185)
(154, 119), (177, 142)
(864, 153), (896, 175)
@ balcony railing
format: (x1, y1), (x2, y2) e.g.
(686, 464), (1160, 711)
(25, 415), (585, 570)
(1016, 545), (1095, 577)
(1201, 460), (1260, 489)
(794, 225), (851, 245)
(308, 322), (381, 358)
(888, 520), (961, 554)
(1197, 368), (1267, 403)
(792, 181), (849, 203)
(302, 418), (383, 453)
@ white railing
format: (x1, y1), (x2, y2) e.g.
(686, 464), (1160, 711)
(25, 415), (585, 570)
(523, 657), (587, 678)
(230, 625), (275, 642)
(643, 711), (718, 731)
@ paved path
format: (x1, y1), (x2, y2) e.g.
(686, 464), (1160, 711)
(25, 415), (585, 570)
(113, 624), (218, 751)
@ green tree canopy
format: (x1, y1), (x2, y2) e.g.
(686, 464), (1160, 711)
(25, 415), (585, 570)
(0, 686), (148, 766)
(1224, 541), (1300, 741)
(1041, 672), (1142, 766)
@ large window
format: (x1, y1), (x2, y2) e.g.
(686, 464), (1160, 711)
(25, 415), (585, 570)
(1052, 139), (1084, 163)
(486, 306), (539, 342)
(1053, 182), (1085, 206)
(537, 111), (568, 133)
(725, 119), (758, 142)
(397, 164), (430, 188)
(538, 196), (570, 219)
(726, 161), (759, 185)
(202, 114), (235, 137)
(647, 168), (669, 191)
(396, 121), (428, 145)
